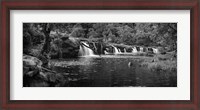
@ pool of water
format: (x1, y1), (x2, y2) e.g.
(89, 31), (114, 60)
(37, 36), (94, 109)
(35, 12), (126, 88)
(49, 55), (177, 87)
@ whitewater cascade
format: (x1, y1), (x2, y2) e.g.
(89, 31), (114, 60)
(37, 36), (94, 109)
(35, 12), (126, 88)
(153, 48), (159, 53)
(118, 48), (122, 53)
(140, 47), (144, 52)
(79, 42), (95, 56)
(124, 48), (127, 53)
(104, 50), (109, 54)
(132, 47), (138, 53)
(112, 46), (121, 54)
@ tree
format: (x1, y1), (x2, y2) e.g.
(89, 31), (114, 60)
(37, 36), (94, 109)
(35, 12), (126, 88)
(41, 23), (52, 55)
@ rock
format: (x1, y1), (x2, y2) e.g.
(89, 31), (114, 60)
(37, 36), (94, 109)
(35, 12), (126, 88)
(158, 57), (167, 61)
(23, 55), (42, 76)
(49, 39), (62, 59)
(23, 64), (40, 77)
(23, 66), (30, 74)
(61, 38), (80, 58)
(39, 72), (48, 81)
(146, 52), (154, 57)
(60, 35), (69, 41)
(128, 62), (133, 67)
(49, 37), (80, 58)
(160, 52), (167, 55)
(23, 55), (68, 87)
(23, 55), (42, 67)
(147, 48), (154, 53)
(26, 71), (35, 77)
(47, 73), (57, 82)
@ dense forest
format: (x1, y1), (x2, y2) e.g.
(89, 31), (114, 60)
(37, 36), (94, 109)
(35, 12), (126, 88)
(24, 23), (177, 51)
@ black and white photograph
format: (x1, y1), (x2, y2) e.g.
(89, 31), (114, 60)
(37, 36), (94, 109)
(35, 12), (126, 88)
(23, 23), (177, 87)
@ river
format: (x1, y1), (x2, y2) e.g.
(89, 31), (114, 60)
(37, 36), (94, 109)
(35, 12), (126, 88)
(49, 55), (177, 87)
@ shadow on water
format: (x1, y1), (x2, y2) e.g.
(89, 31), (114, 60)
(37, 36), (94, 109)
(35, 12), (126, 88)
(49, 55), (177, 87)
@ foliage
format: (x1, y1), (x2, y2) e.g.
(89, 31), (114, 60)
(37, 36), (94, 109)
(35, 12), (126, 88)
(23, 23), (177, 54)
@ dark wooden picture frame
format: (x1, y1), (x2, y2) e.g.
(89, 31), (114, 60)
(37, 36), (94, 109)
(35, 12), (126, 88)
(1, 0), (199, 110)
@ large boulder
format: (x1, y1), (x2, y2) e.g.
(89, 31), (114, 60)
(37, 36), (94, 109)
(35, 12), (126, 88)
(23, 55), (42, 76)
(61, 37), (80, 58)
(49, 36), (80, 59)
(23, 55), (42, 67)
(23, 55), (67, 87)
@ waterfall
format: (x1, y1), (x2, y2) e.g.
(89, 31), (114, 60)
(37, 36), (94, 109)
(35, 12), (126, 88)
(104, 50), (109, 55)
(112, 46), (120, 54)
(124, 48), (127, 53)
(118, 49), (122, 53)
(132, 47), (137, 53)
(79, 42), (95, 56)
(153, 48), (159, 54)
(140, 47), (143, 52)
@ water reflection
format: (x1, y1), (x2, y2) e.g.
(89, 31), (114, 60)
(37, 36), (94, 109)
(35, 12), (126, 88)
(49, 55), (176, 87)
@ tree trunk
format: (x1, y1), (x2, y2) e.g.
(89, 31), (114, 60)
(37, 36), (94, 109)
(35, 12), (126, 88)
(40, 23), (51, 68)
(41, 23), (51, 55)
